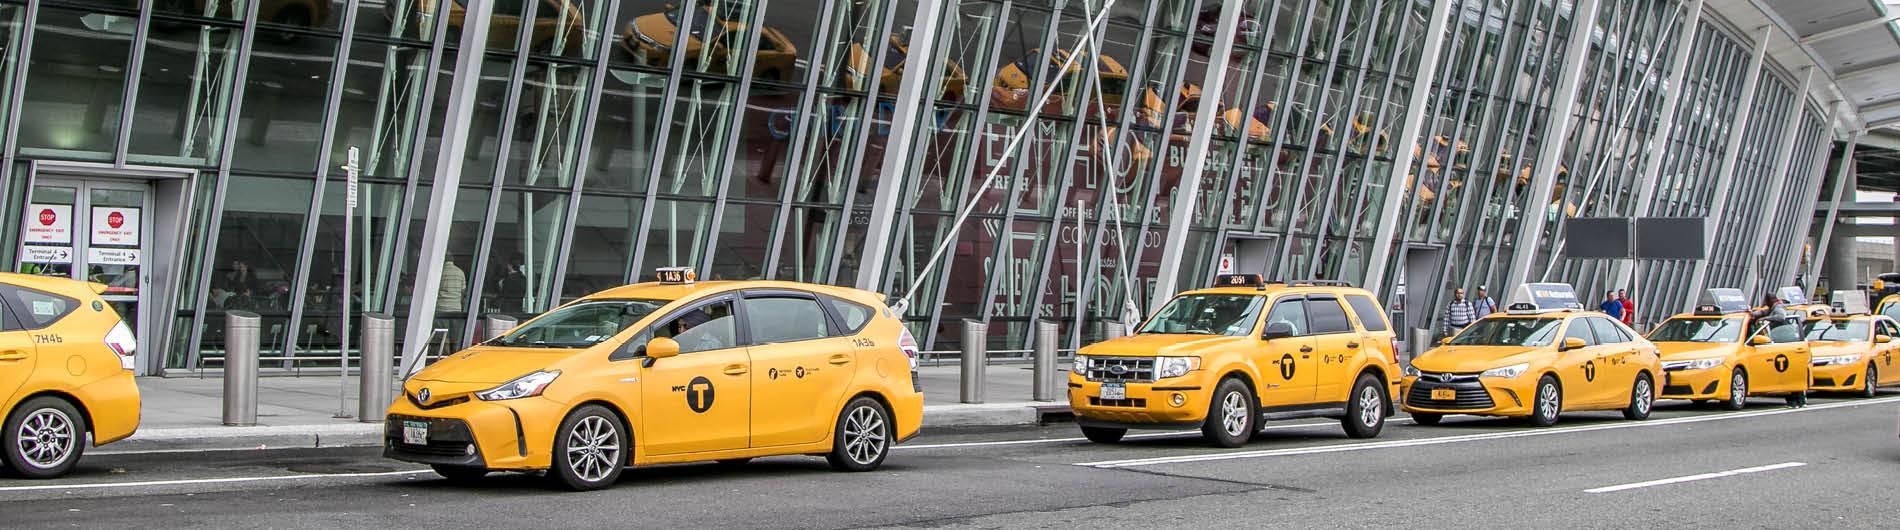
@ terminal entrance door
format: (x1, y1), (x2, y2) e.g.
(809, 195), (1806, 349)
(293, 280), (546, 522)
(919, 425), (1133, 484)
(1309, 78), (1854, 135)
(16, 178), (153, 359)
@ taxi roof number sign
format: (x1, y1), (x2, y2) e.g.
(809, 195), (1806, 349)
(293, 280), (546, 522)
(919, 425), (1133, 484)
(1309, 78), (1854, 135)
(1506, 283), (1583, 314)
(1776, 286), (1808, 306)
(1214, 274), (1267, 289)
(1831, 290), (1870, 315)
(1695, 288), (1749, 315)
(656, 267), (696, 285)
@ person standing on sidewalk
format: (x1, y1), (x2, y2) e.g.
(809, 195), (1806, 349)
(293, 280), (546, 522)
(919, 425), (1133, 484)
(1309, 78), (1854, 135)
(1598, 291), (1624, 321)
(1442, 287), (1476, 338)
(1618, 288), (1635, 327)
(1471, 286), (1497, 317)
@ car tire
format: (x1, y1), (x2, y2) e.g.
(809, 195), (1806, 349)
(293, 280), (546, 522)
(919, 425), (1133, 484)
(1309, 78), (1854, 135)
(1201, 377), (1255, 448)
(826, 396), (892, 472)
(546, 404), (626, 491)
(1621, 372), (1654, 421)
(2, 396), (87, 479)
(1527, 376), (1562, 427)
(716, 458), (753, 467)
(1863, 365), (1879, 398)
(1080, 426), (1126, 444)
(1721, 369), (1748, 411)
(1341, 374), (1386, 439)
(1409, 412), (1443, 426)
(431, 464), (487, 482)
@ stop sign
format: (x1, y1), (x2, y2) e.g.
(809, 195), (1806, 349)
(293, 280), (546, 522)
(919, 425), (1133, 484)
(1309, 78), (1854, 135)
(37, 208), (55, 226)
(107, 211), (125, 229)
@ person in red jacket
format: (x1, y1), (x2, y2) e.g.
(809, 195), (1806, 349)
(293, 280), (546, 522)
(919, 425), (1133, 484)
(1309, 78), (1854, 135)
(1618, 289), (1635, 326)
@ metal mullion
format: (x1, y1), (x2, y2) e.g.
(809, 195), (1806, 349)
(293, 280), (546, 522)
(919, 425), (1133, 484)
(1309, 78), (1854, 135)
(1533, 0), (1633, 287)
(1335, 2), (1414, 252)
(1363, 0), (1455, 301)
(0, 0), (41, 267)
(697, 0), (778, 276)
(626, 3), (704, 277)
(182, 0), (259, 367)
(1410, 0), (1510, 304)
(378, 1), (458, 313)
(545, 1), (626, 302)
(1124, 6), (1206, 311)
(111, 0), (154, 166)
(457, 8), (540, 338)
(1780, 103), (1838, 288)
(1437, 0), (1534, 295)
(760, 0), (843, 279)
(819, 0), (905, 284)
(1070, 1), (1165, 347)
(1205, 0), (1290, 241)
(284, 0), (363, 360)
(1299, 0), (1399, 279)
(1501, 0), (1603, 290)
(975, 1), (1070, 333)
(1683, 25), (1771, 305)
(1804, 131), (1857, 294)
(1250, 0), (1322, 247)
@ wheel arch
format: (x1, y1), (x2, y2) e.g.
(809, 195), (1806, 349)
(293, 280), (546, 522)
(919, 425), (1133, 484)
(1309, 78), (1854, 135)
(9, 390), (94, 441)
(567, 398), (635, 465)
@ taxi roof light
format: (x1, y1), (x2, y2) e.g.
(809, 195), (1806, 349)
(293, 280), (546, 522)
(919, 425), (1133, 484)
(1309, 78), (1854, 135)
(1775, 285), (1810, 306)
(1213, 274), (1268, 290)
(1830, 290), (1870, 315)
(655, 266), (696, 285)
(1504, 282), (1583, 315)
(1694, 288), (1749, 315)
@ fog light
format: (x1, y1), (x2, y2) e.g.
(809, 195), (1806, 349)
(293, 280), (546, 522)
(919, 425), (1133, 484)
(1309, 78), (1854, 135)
(465, 444), (476, 456)
(1170, 393), (1187, 407)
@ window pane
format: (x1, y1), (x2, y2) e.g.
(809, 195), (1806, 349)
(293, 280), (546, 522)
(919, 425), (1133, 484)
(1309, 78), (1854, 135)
(826, 296), (873, 333)
(126, 22), (241, 165)
(744, 296), (829, 343)
(656, 299), (737, 353)
(1266, 298), (1308, 336)
(1345, 294), (1388, 332)
(329, 42), (433, 178)
(563, 195), (641, 300)
(232, 34), (339, 173)
(1306, 298), (1353, 334)
(17, 8), (134, 159)
(585, 69), (667, 192)
(1564, 321), (1596, 346)
(486, 190), (569, 314)
(1587, 318), (1624, 345)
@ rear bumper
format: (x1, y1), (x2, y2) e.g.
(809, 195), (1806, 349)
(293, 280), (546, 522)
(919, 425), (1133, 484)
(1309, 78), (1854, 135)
(80, 371), (141, 446)
(891, 389), (924, 443)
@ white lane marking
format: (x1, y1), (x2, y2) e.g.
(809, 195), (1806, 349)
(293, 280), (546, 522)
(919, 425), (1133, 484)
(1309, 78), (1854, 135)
(0, 470), (431, 493)
(1076, 395), (1900, 468)
(1583, 462), (1807, 494)
(91, 444), (380, 456)
(899, 419), (1397, 451)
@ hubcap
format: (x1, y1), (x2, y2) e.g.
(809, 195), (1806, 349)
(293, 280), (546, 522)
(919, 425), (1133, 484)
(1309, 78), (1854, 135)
(843, 405), (887, 465)
(15, 408), (75, 470)
(1537, 384), (1559, 420)
(564, 415), (620, 483)
(1868, 368), (1877, 394)
(1220, 391), (1248, 436)
(1634, 379), (1652, 415)
(1358, 386), (1382, 427)
(1732, 373), (1747, 407)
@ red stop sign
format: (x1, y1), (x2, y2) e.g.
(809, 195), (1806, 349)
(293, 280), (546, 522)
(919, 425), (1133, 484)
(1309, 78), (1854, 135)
(107, 211), (125, 229)
(37, 208), (55, 226)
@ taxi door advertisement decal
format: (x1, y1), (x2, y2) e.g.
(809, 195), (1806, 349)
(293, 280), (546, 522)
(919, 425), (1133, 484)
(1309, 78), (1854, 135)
(679, 376), (715, 413)
(1279, 353), (1296, 380)
(1772, 354), (1790, 373)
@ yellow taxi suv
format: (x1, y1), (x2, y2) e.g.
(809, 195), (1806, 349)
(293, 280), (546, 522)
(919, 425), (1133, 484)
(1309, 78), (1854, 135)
(383, 268), (923, 491)
(0, 273), (140, 479)
(1402, 283), (1661, 427)
(1803, 313), (1900, 397)
(1069, 275), (1401, 448)
(1647, 289), (1811, 410)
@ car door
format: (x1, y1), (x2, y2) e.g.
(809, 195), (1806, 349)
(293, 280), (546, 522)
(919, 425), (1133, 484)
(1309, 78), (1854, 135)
(1303, 295), (1360, 404)
(0, 296), (36, 407)
(638, 295), (752, 455)
(1586, 318), (1642, 397)
(1745, 318), (1807, 394)
(1257, 295), (1318, 407)
(740, 290), (857, 448)
(1877, 319), (1900, 384)
(1555, 318), (1609, 407)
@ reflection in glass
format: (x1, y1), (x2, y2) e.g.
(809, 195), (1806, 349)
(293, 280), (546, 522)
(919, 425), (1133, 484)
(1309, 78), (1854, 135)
(18, 8), (135, 158)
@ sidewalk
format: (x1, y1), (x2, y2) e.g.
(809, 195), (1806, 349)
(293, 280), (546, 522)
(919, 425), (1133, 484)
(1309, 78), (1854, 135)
(113, 363), (1072, 452)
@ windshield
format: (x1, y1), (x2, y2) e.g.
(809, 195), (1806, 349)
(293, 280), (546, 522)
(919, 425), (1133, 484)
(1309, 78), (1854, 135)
(1803, 319), (1869, 342)
(1648, 317), (1744, 343)
(1138, 294), (1264, 336)
(488, 299), (669, 348)
(1447, 318), (1562, 347)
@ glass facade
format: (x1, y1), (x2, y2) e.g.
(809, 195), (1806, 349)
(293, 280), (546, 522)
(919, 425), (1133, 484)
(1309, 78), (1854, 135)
(0, 0), (1847, 373)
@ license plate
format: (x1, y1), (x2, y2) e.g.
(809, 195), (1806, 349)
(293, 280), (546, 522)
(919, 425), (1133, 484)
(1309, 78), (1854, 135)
(1431, 388), (1457, 400)
(1100, 382), (1126, 401)
(402, 420), (429, 445)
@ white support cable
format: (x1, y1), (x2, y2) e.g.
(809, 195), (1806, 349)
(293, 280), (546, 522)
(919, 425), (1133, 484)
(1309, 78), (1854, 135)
(892, 0), (1118, 315)
(1076, 3), (1143, 325)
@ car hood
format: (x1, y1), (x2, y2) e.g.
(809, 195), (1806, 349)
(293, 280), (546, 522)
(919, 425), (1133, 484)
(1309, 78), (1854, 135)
(1654, 342), (1737, 361)
(1807, 341), (1867, 358)
(1411, 345), (1545, 373)
(1080, 333), (1254, 357)
(409, 346), (577, 385)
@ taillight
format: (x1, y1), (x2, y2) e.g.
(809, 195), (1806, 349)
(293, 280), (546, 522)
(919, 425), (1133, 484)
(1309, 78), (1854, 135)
(1389, 337), (1400, 364)
(898, 326), (920, 371)
(105, 321), (137, 371)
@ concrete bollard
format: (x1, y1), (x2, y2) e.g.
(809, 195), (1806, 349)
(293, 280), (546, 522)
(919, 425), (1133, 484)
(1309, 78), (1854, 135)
(960, 319), (986, 404)
(222, 311), (260, 426)
(358, 313), (396, 423)
(483, 314), (519, 342)
(1104, 320), (1127, 339)
(1033, 320), (1060, 402)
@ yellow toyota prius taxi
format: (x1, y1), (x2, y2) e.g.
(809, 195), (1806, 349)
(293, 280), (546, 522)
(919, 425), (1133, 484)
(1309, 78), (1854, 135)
(1402, 283), (1661, 427)
(1804, 313), (1900, 397)
(1648, 289), (1811, 409)
(384, 268), (924, 491)
(0, 273), (140, 478)
(1070, 275), (1401, 447)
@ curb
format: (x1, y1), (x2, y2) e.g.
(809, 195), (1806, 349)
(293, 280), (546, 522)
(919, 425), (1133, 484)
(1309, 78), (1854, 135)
(921, 402), (1071, 427)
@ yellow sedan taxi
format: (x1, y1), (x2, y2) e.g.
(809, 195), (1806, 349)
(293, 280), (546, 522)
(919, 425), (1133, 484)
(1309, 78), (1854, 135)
(0, 273), (140, 478)
(1775, 286), (1830, 321)
(1648, 289), (1811, 409)
(1804, 313), (1900, 397)
(1070, 275), (1402, 447)
(1402, 283), (1661, 427)
(384, 268), (923, 491)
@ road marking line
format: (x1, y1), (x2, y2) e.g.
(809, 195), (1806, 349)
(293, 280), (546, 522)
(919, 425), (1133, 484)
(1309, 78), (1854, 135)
(899, 419), (1390, 450)
(1076, 395), (1900, 468)
(0, 470), (432, 493)
(1583, 462), (1806, 494)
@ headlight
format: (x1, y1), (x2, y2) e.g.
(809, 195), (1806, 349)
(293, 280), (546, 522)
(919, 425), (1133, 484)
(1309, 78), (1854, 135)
(1402, 364), (1421, 378)
(1479, 363), (1529, 379)
(1155, 356), (1201, 379)
(1663, 357), (1725, 371)
(1813, 354), (1862, 366)
(1073, 354), (1089, 375)
(476, 370), (561, 401)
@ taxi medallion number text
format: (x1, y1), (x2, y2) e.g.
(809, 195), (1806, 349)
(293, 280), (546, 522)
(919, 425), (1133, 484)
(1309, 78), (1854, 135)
(403, 420), (429, 445)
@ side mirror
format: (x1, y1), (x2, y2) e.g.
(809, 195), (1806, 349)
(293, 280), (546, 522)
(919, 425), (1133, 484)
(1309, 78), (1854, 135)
(1749, 335), (1771, 346)
(1878, 335), (1893, 344)
(1562, 337), (1587, 351)
(647, 337), (681, 360)
(1263, 321), (1296, 340)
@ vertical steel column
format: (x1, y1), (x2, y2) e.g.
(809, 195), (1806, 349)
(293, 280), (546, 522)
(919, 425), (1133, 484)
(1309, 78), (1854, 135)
(1740, 67), (1815, 295)
(396, 0), (495, 376)
(1682, 26), (1772, 303)
(853, 0), (949, 290)
(1612, 0), (1705, 291)
(1150, 0), (1243, 299)
(1502, 0), (1605, 292)
(1806, 130), (1861, 294)
(1362, 0), (1456, 295)
(1782, 102), (1843, 290)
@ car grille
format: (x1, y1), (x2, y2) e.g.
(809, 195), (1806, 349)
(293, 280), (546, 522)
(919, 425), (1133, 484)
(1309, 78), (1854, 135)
(1088, 397), (1147, 408)
(1662, 384), (1695, 395)
(1407, 372), (1494, 410)
(385, 416), (476, 458)
(1081, 356), (1155, 383)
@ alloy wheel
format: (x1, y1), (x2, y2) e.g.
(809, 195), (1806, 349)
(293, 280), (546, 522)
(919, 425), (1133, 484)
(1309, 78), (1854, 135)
(564, 415), (620, 484)
(1358, 385), (1382, 428)
(1220, 391), (1248, 436)
(843, 405), (888, 466)
(15, 408), (76, 470)
(1537, 384), (1559, 419)
(1634, 378), (1652, 416)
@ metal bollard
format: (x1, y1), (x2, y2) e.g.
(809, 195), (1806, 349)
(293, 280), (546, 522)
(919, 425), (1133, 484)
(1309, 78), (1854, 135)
(960, 319), (986, 404)
(1410, 328), (1433, 365)
(358, 313), (396, 423)
(483, 314), (519, 342)
(1033, 320), (1060, 402)
(222, 311), (261, 426)
(1103, 320), (1127, 339)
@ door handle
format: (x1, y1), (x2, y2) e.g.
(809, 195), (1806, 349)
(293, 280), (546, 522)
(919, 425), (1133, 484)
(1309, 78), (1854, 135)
(1300, 346), (1314, 353)
(0, 350), (25, 361)
(1346, 342), (1360, 349)
(723, 364), (748, 376)
(828, 354), (852, 366)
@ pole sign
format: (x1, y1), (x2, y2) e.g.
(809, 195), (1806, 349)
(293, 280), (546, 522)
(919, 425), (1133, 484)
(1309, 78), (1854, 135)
(346, 147), (360, 210)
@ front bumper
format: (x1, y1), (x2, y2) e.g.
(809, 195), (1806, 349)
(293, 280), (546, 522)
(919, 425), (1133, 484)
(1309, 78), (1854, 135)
(1400, 374), (1537, 417)
(1067, 374), (1212, 428)
(382, 394), (566, 470)
(1810, 362), (1868, 391)
(1659, 367), (1728, 400)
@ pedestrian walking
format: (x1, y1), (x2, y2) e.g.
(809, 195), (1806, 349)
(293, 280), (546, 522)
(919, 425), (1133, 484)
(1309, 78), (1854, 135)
(1442, 287), (1476, 338)
(1617, 288), (1635, 326)
(1598, 290), (1624, 320)
(1471, 286), (1497, 317)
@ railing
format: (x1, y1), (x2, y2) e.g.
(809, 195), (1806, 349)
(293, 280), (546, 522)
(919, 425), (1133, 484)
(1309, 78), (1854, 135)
(917, 348), (1078, 367)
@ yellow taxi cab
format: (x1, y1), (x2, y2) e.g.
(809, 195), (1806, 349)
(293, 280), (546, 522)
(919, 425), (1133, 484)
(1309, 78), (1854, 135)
(383, 268), (923, 491)
(1776, 286), (1830, 321)
(1402, 283), (1661, 427)
(0, 273), (140, 478)
(1069, 275), (1401, 447)
(1803, 313), (1900, 397)
(1647, 289), (1812, 410)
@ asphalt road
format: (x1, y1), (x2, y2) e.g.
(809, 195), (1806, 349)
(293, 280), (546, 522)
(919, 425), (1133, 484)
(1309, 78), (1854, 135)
(3, 391), (1898, 529)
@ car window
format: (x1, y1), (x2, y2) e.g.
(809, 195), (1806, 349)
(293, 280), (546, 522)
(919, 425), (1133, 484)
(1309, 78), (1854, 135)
(1344, 294), (1389, 332)
(0, 296), (18, 331)
(1767, 320), (1804, 343)
(825, 296), (875, 333)
(0, 285), (76, 330)
(1563, 319), (1597, 347)
(1264, 297), (1308, 337)
(1586, 318), (1626, 344)
(743, 295), (832, 344)
(1304, 297), (1353, 334)
(1139, 294), (1265, 336)
(655, 298), (739, 354)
